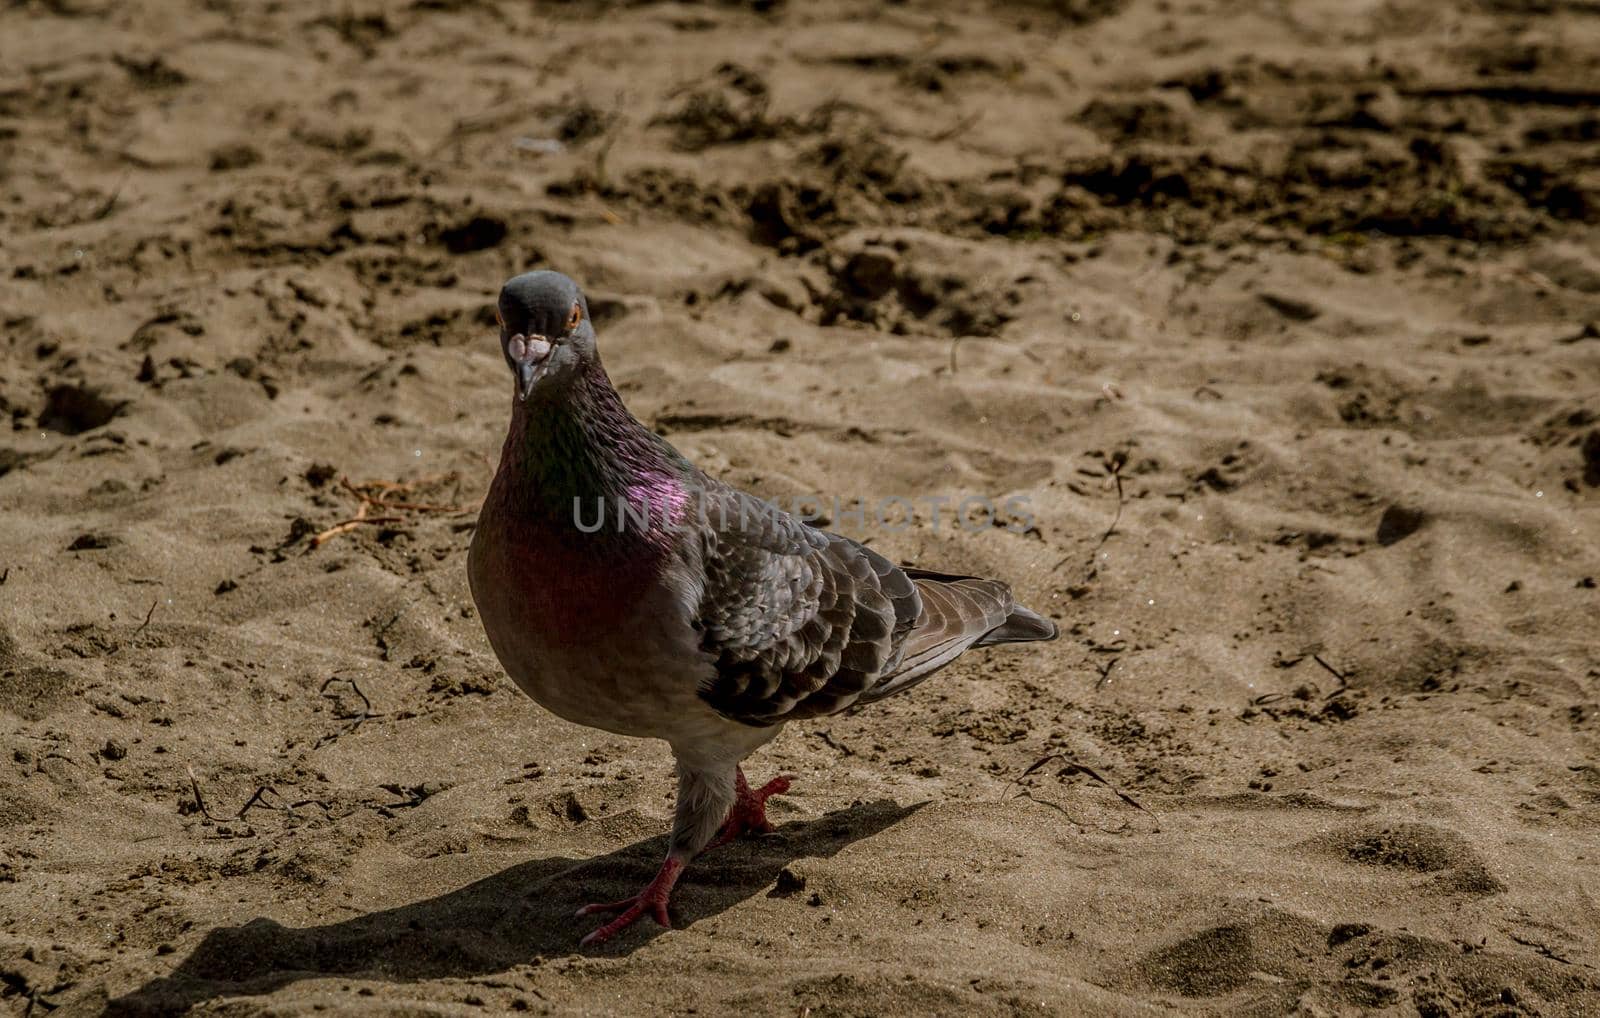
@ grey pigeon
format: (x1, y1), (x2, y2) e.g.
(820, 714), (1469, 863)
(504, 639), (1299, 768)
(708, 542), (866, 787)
(468, 270), (1058, 945)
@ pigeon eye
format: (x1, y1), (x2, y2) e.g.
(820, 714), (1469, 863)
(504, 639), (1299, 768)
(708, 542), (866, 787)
(566, 302), (583, 332)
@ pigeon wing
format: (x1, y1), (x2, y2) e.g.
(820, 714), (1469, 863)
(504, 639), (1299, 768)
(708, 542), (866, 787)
(692, 485), (922, 726)
(852, 568), (1019, 705)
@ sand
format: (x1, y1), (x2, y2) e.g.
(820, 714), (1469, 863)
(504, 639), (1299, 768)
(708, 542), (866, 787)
(2, 0), (1599, 1014)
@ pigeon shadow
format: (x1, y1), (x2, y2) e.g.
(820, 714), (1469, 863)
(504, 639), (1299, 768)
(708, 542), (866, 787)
(102, 798), (924, 1017)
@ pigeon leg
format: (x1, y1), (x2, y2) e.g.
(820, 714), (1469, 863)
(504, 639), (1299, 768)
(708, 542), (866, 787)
(710, 766), (792, 847)
(577, 760), (740, 946)
(575, 856), (684, 947)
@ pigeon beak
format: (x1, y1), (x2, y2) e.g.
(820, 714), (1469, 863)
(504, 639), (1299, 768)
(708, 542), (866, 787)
(507, 333), (554, 400)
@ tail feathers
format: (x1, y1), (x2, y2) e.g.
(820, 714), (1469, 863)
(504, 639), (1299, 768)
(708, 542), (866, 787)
(975, 603), (1058, 646)
(857, 572), (1055, 705)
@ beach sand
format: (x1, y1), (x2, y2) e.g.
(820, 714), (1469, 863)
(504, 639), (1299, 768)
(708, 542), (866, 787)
(2, 0), (1599, 1014)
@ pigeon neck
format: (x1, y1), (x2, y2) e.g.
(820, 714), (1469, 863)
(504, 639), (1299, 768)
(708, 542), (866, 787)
(498, 360), (685, 530)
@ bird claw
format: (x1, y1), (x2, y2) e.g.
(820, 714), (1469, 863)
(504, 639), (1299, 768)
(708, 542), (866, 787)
(575, 896), (647, 918)
(576, 857), (683, 947)
(574, 773), (792, 945)
(712, 771), (793, 848)
(576, 895), (673, 946)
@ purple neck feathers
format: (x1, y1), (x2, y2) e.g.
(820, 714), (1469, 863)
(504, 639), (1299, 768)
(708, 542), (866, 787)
(488, 359), (690, 554)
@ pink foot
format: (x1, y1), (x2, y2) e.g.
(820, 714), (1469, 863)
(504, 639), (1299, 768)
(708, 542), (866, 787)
(575, 857), (684, 946)
(711, 768), (792, 848)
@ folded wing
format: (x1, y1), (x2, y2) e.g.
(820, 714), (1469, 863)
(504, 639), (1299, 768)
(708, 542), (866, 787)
(692, 487), (1056, 727)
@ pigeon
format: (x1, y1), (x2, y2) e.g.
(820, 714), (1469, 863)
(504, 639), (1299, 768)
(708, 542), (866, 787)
(467, 270), (1058, 946)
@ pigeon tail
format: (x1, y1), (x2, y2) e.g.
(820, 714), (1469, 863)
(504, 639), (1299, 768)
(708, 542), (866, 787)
(849, 570), (1053, 706)
(975, 603), (1058, 646)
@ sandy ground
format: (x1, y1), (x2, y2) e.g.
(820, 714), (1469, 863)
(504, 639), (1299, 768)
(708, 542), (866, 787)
(3, 0), (1600, 1014)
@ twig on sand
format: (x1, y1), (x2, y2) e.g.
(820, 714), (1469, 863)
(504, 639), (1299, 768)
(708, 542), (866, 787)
(237, 785), (284, 819)
(1096, 451), (1127, 547)
(1051, 449), (1128, 574)
(310, 503), (404, 548)
(235, 785), (332, 819)
(134, 599), (158, 635)
(90, 174), (129, 221)
(314, 676), (382, 748)
(1093, 657), (1119, 689)
(1312, 654), (1349, 698)
(184, 765), (221, 822)
(1010, 789), (1088, 830)
(321, 675), (375, 718)
(1008, 753), (1156, 829)
(310, 472), (466, 549)
(180, 781), (334, 827)
(810, 728), (856, 757)
(1508, 932), (1574, 965)
(339, 475), (462, 512)
(929, 110), (981, 143)
(948, 335), (1049, 376)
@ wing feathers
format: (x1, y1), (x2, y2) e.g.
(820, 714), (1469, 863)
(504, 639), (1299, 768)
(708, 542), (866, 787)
(856, 576), (1013, 704)
(692, 484), (1054, 726)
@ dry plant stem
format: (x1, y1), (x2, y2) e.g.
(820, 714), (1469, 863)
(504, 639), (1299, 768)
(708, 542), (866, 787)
(1508, 933), (1574, 965)
(314, 676), (381, 748)
(930, 111), (982, 143)
(183, 782), (337, 825)
(90, 174), (128, 221)
(310, 473), (466, 549)
(1312, 654), (1349, 697)
(1011, 752), (1156, 828)
(1051, 452), (1128, 574)
(1250, 652), (1351, 705)
(361, 471), (457, 494)
(1101, 476), (1124, 543)
(184, 765), (221, 822)
(320, 675), (375, 718)
(948, 333), (1044, 375)
(1094, 657), (1119, 689)
(310, 502), (403, 548)
(1011, 789), (1087, 830)
(340, 476), (460, 512)
(237, 786), (284, 818)
(810, 728), (855, 757)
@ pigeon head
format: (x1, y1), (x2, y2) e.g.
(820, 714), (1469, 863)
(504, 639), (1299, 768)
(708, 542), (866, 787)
(495, 270), (597, 401)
